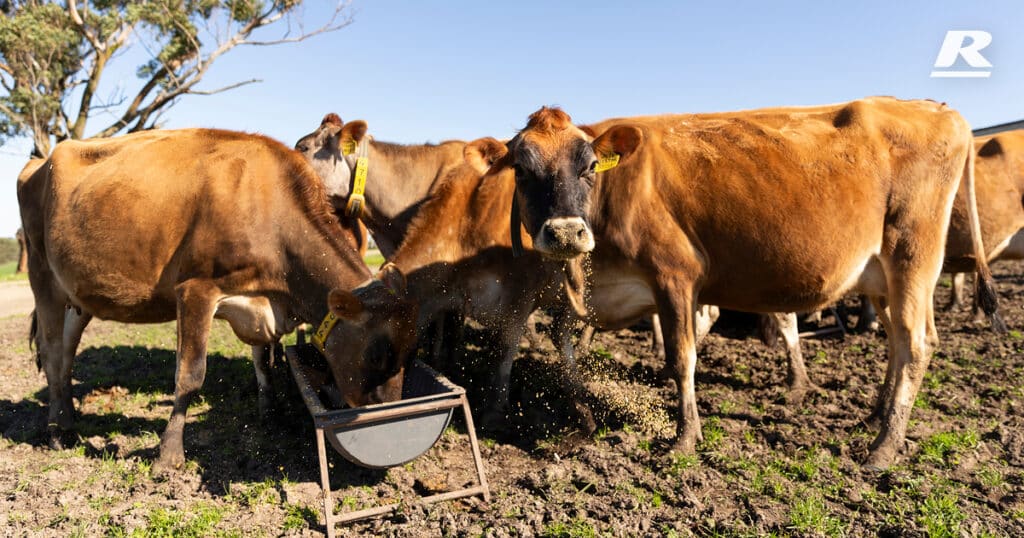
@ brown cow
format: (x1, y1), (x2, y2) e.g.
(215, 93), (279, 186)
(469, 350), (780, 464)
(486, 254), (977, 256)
(487, 97), (1002, 469)
(17, 128), (418, 472)
(294, 113), (467, 258)
(947, 130), (1024, 307)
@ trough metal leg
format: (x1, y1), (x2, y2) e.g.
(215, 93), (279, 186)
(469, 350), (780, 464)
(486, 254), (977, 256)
(460, 394), (490, 503)
(316, 427), (336, 538)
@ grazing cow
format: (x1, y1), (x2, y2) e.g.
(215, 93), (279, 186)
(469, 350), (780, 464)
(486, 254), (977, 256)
(17, 129), (418, 472)
(487, 98), (1002, 469)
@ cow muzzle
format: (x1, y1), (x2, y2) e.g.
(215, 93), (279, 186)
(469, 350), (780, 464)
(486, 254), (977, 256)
(534, 217), (595, 259)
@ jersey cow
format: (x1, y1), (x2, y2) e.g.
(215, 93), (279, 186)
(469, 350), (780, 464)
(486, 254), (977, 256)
(946, 130), (1024, 308)
(485, 97), (1002, 469)
(294, 113), (467, 258)
(17, 129), (417, 472)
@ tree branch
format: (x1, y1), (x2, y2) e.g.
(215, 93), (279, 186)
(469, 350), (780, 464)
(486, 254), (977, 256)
(67, 0), (103, 52)
(187, 78), (261, 95)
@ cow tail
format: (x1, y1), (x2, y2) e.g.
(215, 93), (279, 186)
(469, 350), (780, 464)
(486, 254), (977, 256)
(963, 143), (1007, 333)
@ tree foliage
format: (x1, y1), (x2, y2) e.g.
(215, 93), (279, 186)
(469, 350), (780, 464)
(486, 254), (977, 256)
(0, 0), (351, 156)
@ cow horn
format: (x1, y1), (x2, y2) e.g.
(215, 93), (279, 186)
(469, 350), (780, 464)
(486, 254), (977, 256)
(510, 194), (523, 258)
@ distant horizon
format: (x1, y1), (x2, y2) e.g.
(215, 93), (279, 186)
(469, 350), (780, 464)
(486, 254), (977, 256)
(3, 1), (1022, 237)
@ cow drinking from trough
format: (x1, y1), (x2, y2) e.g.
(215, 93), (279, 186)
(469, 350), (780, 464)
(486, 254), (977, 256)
(17, 128), (418, 473)
(489, 98), (1002, 469)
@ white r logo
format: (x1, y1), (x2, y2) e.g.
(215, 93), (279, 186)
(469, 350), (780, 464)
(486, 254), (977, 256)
(931, 31), (993, 78)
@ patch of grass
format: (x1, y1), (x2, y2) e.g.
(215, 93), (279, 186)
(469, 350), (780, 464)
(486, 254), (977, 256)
(542, 517), (598, 538)
(698, 416), (726, 452)
(1008, 330), (1023, 341)
(918, 489), (965, 538)
(975, 465), (1004, 488)
(132, 502), (229, 538)
(666, 452), (699, 477)
(228, 478), (278, 507)
(918, 430), (979, 467)
(788, 494), (846, 537)
(282, 503), (317, 531)
(0, 260), (28, 281)
(592, 426), (611, 442)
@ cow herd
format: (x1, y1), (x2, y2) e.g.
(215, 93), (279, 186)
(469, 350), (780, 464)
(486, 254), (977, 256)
(14, 96), (1024, 477)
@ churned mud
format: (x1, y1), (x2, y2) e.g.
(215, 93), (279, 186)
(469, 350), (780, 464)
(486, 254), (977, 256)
(1, 261), (1022, 536)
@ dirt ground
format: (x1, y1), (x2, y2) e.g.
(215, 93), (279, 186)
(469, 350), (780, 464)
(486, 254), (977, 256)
(1, 262), (1023, 537)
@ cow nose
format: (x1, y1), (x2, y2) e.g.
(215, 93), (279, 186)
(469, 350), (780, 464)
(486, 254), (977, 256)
(538, 217), (595, 258)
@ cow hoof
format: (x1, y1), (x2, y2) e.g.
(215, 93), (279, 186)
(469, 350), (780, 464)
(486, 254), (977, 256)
(783, 382), (825, 405)
(573, 403), (597, 435)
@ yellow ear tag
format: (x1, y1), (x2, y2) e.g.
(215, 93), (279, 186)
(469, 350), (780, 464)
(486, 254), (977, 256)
(311, 311), (340, 354)
(594, 153), (620, 173)
(341, 139), (356, 156)
(345, 156), (369, 218)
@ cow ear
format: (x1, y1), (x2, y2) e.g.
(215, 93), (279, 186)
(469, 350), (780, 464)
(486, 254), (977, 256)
(579, 125), (597, 139)
(339, 120), (369, 154)
(320, 113), (343, 136)
(377, 262), (407, 296)
(464, 137), (510, 175)
(328, 289), (365, 320)
(591, 125), (643, 162)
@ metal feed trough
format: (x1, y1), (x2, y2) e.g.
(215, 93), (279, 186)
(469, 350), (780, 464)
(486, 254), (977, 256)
(285, 343), (489, 532)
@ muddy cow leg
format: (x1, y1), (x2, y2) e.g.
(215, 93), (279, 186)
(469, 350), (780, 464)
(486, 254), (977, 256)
(551, 307), (596, 433)
(865, 241), (942, 470)
(156, 280), (217, 473)
(656, 279), (702, 453)
(865, 296), (895, 429)
(252, 344), (275, 418)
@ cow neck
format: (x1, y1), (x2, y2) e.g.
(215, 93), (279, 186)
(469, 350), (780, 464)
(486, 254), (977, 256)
(352, 139), (462, 257)
(283, 212), (372, 325)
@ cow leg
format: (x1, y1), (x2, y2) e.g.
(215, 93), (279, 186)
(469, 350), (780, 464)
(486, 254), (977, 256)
(551, 308), (596, 433)
(855, 295), (880, 333)
(865, 226), (943, 470)
(26, 257), (78, 448)
(480, 323), (526, 433)
(577, 324), (595, 356)
(656, 282), (702, 453)
(651, 313), (665, 360)
(156, 281), (217, 473)
(661, 305), (717, 382)
(774, 312), (820, 404)
(865, 296), (895, 429)
(949, 273), (967, 311)
(252, 344), (274, 418)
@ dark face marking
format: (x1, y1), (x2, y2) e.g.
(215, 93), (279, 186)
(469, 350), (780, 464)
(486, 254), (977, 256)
(510, 135), (598, 258)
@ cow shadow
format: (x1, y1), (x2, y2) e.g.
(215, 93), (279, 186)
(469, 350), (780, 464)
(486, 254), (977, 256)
(1, 343), (392, 493)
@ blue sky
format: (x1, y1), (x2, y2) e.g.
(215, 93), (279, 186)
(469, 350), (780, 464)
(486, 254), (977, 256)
(2, 0), (1022, 237)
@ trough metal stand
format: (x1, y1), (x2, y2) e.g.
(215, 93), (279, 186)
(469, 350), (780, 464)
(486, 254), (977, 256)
(314, 394), (490, 535)
(286, 337), (489, 535)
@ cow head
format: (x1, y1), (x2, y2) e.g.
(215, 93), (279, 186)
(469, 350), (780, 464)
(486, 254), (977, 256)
(294, 113), (369, 209)
(473, 107), (643, 260)
(320, 264), (418, 406)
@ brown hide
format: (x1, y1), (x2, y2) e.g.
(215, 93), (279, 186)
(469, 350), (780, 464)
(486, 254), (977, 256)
(946, 130), (1024, 271)
(504, 97), (994, 470)
(17, 128), (417, 470)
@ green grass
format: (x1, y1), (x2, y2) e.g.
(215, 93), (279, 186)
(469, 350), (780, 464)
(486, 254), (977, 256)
(918, 430), (979, 467)
(918, 489), (965, 538)
(788, 494), (847, 537)
(364, 250), (385, 268)
(0, 260), (27, 282)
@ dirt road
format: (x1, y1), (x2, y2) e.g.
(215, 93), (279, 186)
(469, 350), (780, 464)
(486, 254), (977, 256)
(0, 281), (33, 318)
